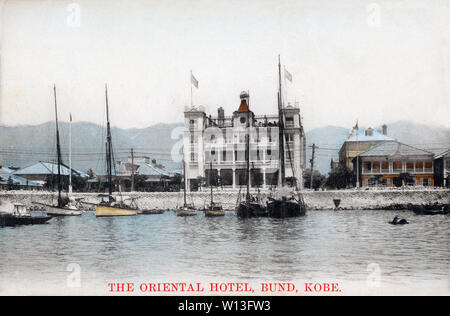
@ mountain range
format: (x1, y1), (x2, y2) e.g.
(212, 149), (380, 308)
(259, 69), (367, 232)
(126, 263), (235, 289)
(0, 120), (448, 175)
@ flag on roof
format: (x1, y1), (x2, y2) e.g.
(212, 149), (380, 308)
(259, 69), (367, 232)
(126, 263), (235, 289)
(191, 71), (198, 88)
(284, 67), (292, 82)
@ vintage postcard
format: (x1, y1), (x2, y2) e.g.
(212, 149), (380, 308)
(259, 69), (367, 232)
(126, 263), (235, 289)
(0, 0), (449, 301)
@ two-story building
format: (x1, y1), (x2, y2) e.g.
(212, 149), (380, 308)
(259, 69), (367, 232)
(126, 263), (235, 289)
(183, 91), (306, 191)
(339, 124), (394, 170)
(354, 140), (435, 187)
(433, 149), (450, 187)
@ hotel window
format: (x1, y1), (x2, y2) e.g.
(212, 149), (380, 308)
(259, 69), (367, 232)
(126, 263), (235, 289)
(363, 161), (372, 172)
(373, 162), (380, 171)
(406, 162), (414, 171)
(190, 134), (195, 144)
(382, 161), (389, 171)
(190, 153), (196, 162)
(189, 119), (196, 128)
(425, 162), (432, 170)
(267, 128), (272, 143)
(415, 161), (423, 169)
(285, 117), (294, 127)
(393, 161), (402, 171)
(285, 134), (294, 142)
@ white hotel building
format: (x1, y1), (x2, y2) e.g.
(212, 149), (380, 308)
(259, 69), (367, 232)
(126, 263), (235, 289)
(183, 91), (306, 191)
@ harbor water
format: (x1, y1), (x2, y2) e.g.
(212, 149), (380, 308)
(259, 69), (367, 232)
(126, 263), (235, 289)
(0, 210), (448, 295)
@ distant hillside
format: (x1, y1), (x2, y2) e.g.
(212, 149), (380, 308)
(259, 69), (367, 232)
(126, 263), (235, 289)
(0, 120), (448, 175)
(0, 122), (184, 174)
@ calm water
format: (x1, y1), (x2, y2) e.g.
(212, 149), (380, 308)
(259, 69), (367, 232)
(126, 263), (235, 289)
(0, 210), (448, 295)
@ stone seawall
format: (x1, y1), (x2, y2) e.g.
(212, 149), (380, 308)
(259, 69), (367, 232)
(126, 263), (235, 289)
(1, 189), (448, 211)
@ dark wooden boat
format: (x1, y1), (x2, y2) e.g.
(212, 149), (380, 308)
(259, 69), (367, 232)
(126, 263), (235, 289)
(234, 105), (267, 218)
(138, 209), (165, 215)
(267, 197), (306, 218)
(0, 213), (53, 227)
(266, 56), (307, 219)
(236, 202), (267, 218)
(411, 204), (449, 215)
(0, 204), (52, 227)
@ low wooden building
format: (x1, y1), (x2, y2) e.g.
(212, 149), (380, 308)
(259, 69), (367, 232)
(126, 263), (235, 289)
(433, 150), (450, 188)
(353, 141), (435, 187)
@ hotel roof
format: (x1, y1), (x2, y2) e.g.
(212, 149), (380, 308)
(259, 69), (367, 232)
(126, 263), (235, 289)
(0, 167), (41, 187)
(357, 141), (434, 157)
(346, 129), (394, 142)
(13, 162), (88, 177)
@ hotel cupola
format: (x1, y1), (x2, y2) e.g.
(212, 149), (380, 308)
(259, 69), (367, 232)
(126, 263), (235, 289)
(233, 90), (255, 127)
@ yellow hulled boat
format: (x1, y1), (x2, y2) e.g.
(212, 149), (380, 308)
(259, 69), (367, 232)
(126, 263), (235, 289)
(95, 205), (137, 217)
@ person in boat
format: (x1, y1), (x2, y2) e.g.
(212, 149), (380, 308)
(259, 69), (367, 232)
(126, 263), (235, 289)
(389, 216), (409, 225)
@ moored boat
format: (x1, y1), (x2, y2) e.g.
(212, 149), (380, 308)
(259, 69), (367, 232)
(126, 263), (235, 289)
(267, 197), (306, 218)
(204, 203), (225, 217)
(204, 162), (225, 217)
(266, 56), (307, 218)
(35, 85), (82, 217)
(94, 85), (138, 217)
(234, 94), (267, 218)
(138, 209), (165, 215)
(0, 204), (52, 227)
(175, 157), (198, 217)
(236, 201), (267, 218)
(176, 204), (198, 217)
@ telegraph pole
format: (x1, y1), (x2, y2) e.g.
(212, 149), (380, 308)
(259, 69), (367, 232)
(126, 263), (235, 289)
(309, 144), (316, 189)
(131, 148), (135, 192)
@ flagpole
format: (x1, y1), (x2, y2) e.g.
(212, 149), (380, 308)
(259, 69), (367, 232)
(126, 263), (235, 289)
(284, 66), (288, 106)
(190, 70), (193, 107)
(69, 113), (72, 194)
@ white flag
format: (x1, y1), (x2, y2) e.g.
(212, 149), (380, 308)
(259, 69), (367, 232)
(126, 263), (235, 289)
(284, 68), (292, 82)
(191, 72), (198, 88)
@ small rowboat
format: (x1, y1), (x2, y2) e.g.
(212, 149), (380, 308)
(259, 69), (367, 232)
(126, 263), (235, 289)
(0, 204), (52, 227)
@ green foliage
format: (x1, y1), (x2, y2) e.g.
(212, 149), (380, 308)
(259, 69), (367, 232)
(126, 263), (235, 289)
(303, 169), (326, 190)
(6, 176), (15, 190)
(324, 163), (355, 189)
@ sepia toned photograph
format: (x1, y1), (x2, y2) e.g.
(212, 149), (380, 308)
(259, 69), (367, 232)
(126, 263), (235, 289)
(0, 0), (449, 300)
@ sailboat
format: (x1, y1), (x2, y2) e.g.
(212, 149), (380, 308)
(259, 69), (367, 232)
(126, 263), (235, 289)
(175, 157), (197, 216)
(266, 56), (307, 218)
(204, 162), (225, 217)
(34, 85), (83, 216)
(95, 85), (138, 217)
(235, 107), (268, 218)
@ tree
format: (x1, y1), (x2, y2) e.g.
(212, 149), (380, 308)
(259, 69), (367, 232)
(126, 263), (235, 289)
(324, 163), (355, 189)
(86, 168), (95, 179)
(303, 169), (326, 190)
(7, 176), (15, 190)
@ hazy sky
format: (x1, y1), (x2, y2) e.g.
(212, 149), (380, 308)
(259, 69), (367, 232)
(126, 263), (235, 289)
(0, 0), (449, 131)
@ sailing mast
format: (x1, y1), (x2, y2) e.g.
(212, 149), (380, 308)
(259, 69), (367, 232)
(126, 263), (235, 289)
(53, 85), (63, 207)
(277, 55), (286, 187)
(69, 113), (72, 194)
(183, 157), (187, 207)
(210, 161), (213, 206)
(105, 84), (113, 203)
(245, 110), (251, 203)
